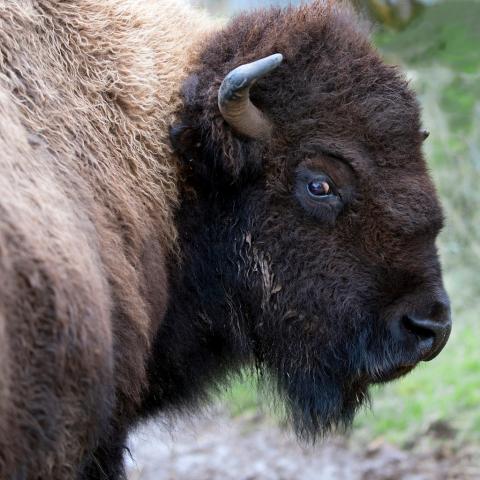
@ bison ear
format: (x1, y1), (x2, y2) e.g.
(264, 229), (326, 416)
(170, 123), (201, 164)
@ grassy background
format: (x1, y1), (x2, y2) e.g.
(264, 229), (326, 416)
(218, 0), (480, 449)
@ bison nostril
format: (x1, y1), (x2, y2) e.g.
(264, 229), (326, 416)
(401, 314), (451, 361)
(402, 315), (435, 342)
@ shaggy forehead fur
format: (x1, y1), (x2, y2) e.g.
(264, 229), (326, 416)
(184, 1), (424, 165)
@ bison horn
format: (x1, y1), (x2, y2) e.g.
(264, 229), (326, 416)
(218, 53), (283, 140)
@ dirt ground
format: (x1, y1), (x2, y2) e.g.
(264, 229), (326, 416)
(126, 407), (479, 480)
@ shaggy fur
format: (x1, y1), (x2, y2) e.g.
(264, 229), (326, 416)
(0, 0), (210, 477)
(0, 1), (450, 479)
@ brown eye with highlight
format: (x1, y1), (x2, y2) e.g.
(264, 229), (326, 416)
(307, 178), (332, 198)
(295, 168), (344, 224)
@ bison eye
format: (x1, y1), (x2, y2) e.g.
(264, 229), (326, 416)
(295, 168), (344, 224)
(307, 178), (331, 197)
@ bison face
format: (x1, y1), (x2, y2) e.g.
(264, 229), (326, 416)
(167, 4), (451, 438)
(239, 143), (451, 436)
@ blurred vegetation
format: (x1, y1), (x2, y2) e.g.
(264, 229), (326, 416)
(195, 0), (480, 449)
(352, 0), (426, 30)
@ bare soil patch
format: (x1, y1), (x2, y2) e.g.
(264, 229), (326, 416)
(127, 409), (479, 480)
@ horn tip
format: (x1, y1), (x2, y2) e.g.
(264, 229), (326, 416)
(269, 53), (284, 65)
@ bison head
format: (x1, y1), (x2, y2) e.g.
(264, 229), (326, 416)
(161, 3), (451, 438)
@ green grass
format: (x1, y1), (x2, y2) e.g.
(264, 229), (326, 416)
(219, 0), (480, 448)
(222, 374), (260, 417)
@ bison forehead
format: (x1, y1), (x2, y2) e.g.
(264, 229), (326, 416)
(266, 50), (421, 168)
(188, 1), (423, 170)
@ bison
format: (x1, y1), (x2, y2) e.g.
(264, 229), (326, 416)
(0, 0), (451, 478)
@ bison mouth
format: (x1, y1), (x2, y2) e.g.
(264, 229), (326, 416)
(372, 363), (416, 383)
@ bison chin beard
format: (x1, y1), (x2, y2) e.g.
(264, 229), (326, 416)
(263, 360), (370, 442)
(257, 316), (408, 441)
(276, 367), (370, 441)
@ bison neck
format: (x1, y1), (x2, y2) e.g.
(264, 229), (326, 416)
(142, 187), (257, 416)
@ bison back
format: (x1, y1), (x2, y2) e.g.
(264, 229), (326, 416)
(0, 88), (115, 479)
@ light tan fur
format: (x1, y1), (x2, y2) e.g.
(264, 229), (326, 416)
(0, 1), (212, 477)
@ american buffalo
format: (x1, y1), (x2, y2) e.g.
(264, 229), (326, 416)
(0, 0), (451, 478)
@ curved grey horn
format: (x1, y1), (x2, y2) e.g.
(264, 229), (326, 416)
(218, 53), (283, 139)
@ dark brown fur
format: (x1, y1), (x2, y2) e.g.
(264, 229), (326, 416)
(0, 1), (450, 479)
